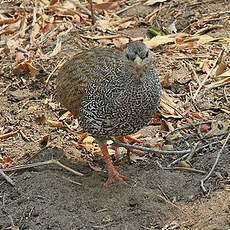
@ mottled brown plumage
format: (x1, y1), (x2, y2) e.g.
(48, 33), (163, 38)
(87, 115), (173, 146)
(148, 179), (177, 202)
(56, 41), (161, 185)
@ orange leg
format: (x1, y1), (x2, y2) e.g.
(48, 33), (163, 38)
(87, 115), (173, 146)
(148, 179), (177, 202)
(125, 135), (144, 144)
(99, 145), (126, 186)
(115, 136), (144, 156)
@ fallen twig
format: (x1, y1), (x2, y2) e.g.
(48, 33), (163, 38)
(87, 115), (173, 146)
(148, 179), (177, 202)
(116, 2), (141, 15)
(45, 58), (65, 85)
(89, 0), (95, 25)
(112, 141), (191, 155)
(68, 0), (99, 20)
(61, 176), (82, 185)
(206, 80), (230, 90)
(167, 141), (221, 167)
(200, 132), (230, 194)
(0, 169), (15, 186)
(165, 120), (217, 138)
(2, 159), (83, 177)
(164, 167), (206, 174)
(186, 142), (199, 162)
(167, 153), (190, 167)
(0, 130), (20, 140)
(193, 49), (224, 100)
(144, 192), (187, 215)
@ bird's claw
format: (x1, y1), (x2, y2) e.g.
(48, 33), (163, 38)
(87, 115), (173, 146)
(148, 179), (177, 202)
(103, 169), (127, 186)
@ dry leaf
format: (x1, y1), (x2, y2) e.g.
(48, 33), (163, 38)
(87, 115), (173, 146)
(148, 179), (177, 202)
(82, 136), (95, 144)
(119, 20), (135, 30)
(215, 69), (230, 80)
(94, 2), (118, 11)
(144, 36), (175, 49)
(130, 154), (147, 162)
(197, 35), (222, 45)
(168, 21), (177, 34)
(113, 37), (129, 49)
(28, 104), (40, 111)
(7, 39), (21, 54)
(178, 160), (192, 168)
(162, 144), (174, 151)
(49, 36), (62, 57)
(30, 23), (41, 42)
(144, 0), (168, 5)
(161, 74), (172, 88)
(46, 120), (66, 128)
(198, 124), (211, 133)
(39, 135), (50, 146)
(202, 59), (210, 73)
(206, 120), (230, 137)
(204, 76), (230, 88)
(159, 91), (183, 118)
(215, 63), (228, 78)
(50, 0), (58, 5)
(221, 108), (230, 114)
(13, 58), (39, 77)
(59, 111), (72, 120)
(89, 164), (103, 172)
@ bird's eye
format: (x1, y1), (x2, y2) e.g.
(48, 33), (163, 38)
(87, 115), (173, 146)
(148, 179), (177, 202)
(145, 51), (149, 58)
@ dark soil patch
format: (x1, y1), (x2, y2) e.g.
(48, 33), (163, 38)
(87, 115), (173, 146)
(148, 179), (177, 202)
(0, 0), (230, 229)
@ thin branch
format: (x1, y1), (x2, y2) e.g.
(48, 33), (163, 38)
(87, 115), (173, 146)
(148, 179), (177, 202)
(164, 167), (206, 174)
(206, 80), (230, 90)
(116, 2), (141, 15)
(112, 141), (191, 155)
(200, 132), (230, 194)
(165, 120), (217, 138)
(68, 0), (99, 20)
(0, 169), (15, 186)
(167, 153), (190, 167)
(2, 159), (84, 177)
(193, 49), (224, 100)
(89, 0), (95, 25)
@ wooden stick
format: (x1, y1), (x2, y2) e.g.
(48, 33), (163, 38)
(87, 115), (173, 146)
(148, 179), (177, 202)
(112, 141), (191, 155)
(0, 169), (15, 186)
(0, 130), (20, 140)
(89, 0), (95, 25)
(68, 0), (99, 20)
(164, 167), (206, 175)
(200, 132), (230, 193)
(2, 159), (84, 177)
(193, 49), (224, 100)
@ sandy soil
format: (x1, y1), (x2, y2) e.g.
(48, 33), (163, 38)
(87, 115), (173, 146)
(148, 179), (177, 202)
(0, 0), (230, 229)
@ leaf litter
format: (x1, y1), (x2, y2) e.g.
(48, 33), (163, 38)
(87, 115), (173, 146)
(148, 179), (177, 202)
(0, 0), (230, 229)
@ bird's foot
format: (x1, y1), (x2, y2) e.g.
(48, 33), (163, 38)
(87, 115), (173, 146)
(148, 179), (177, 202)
(114, 136), (145, 161)
(124, 135), (144, 144)
(104, 162), (127, 186)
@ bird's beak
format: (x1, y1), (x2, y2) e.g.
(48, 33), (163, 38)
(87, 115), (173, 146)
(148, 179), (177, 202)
(134, 56), (145, 76)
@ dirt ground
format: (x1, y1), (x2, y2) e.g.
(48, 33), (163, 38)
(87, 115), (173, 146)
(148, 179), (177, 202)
(0, 0), (230, 229)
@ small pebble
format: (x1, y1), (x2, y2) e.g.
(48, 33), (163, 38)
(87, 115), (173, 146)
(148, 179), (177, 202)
(129, 197), (138, 207)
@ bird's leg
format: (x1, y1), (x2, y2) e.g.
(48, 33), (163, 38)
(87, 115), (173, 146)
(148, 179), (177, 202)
(98, 144), (126, 186)
(125, 135), (144, 144)
(115, 136), (144, 156)
(108, 144), (120, 161)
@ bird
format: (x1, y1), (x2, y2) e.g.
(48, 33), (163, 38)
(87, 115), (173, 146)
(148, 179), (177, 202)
(56, 41), (162, 185)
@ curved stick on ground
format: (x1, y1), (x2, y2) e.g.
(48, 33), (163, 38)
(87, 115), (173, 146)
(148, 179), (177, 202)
(200, 132), (230, 194)
(0, 169), (15, 186)
(112, 141), (191, 155)
(2, 160), (84, 177)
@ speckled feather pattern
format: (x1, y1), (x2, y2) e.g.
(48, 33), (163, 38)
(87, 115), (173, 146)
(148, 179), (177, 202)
(56, 42), (161, 138)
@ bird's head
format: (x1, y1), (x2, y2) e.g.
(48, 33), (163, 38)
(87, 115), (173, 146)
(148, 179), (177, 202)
(125, 41), (152, 80)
